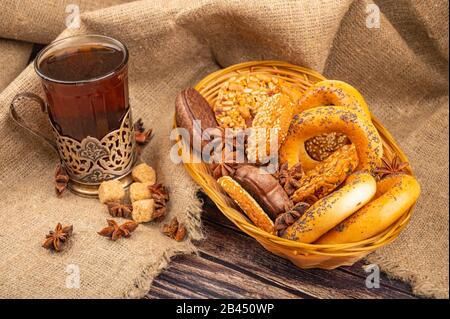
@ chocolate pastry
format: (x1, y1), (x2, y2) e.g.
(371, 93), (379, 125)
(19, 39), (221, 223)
(218, 176), (275, 234)
(175, 88), (218, 151)
(234, 165), (292, 219)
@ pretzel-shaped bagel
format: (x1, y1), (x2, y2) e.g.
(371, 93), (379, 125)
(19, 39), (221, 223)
(316, 173), (420, 244)
(279, 106), (383, 171)
(295, 80), (371, 118)
(282, 171), (377, 243)
(293, 80), (375, 168)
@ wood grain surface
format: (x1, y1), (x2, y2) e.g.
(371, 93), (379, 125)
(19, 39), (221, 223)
(147, 193), (417, 299)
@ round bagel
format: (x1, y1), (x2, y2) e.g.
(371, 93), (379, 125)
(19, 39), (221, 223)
(279, 106), (383, 171)
(295, 80), (371, 118)
(316, 173), (420, 244)
(218, 176), (275, 234)
(282, 171), (376, 243)
(294, 80), (373, 167)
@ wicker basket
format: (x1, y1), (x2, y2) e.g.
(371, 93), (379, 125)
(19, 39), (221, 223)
(181, 60), (415, 269)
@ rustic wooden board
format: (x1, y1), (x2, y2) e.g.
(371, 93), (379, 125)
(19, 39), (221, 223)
(147, 194), (416, 299)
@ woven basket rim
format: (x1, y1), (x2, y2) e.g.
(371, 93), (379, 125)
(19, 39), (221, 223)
(178, 60), (415, 258)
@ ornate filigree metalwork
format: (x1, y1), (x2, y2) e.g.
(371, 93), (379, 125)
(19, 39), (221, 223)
(51, 109), (136, 184)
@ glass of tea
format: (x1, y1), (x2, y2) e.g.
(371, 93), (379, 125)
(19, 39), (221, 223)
(10, 35), (136, 197)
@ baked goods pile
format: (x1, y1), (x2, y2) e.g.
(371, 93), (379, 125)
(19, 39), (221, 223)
(175, 75), (421, 245)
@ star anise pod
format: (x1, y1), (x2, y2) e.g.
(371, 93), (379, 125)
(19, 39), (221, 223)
(106, 201), (133, 218)
(149, 183), (170, 220)
(133, 118), (145, 133)
(209, 150), (239, 179)
(42, 223), (73, 252)
(275, 162), (304, 196)
(98, 219), (138, 241)
(162, 217), (187, 242)
(207, 128), (247, 179)
(135, 128), (153, 145)
(54, 163), (69, 197)
(274, 202), (310, 236)
(133, 118), (154, 156)
(153, 203), (167, 220)
(374, 154), (409, 180)
(149, 183), (170, 202)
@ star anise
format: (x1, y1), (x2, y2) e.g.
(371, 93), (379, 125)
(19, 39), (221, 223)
(134, 118), (145, 133)
(149, 183), (170, 220)
(42, 223), (73, 252)
(98, 219), (138, 241)
(135, 128), (153, 145)
(207, 127), (247, 179)
(54, 163), (69, 197)
(274, 162), (304, 196)
(133, 118), (154, 156)
(162, 217), (187, 241)
(374, 154), (409, 180)
(106, 201), (133, 218)
(209, 151), (239, 179)
(274, 202), (310, 236)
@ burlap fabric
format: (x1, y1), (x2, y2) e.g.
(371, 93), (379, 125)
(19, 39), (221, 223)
(0, 0), (448, 298)
(0, 39), (32, 91)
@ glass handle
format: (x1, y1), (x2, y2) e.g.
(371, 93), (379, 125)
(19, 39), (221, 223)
(9, 92), (58, 152)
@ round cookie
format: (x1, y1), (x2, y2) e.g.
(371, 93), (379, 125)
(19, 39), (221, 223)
(214, 74), (301, 129)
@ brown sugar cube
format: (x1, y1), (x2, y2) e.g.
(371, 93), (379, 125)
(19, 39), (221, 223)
(131, 163), (156, 185)
(98, 180), (125, 204)
(130, 182), (152, 202)
(132, 199), (155, 223)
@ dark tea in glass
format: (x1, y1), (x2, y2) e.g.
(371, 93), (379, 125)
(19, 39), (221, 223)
(9, 34), (137, 196)
(35, 35), (129, 141)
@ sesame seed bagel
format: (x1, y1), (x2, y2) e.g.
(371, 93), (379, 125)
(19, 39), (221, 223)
(316, 173), (420, 244)
(282, 171), (377, 243)
(295, 80), (371, 118)
(279, 106), (383, 172)
(218, 176), (275, 234)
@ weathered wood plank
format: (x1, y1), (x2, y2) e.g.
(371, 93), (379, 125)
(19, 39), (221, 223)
(146, 253), (309, 299)
(149, 211), (416, 298)
(195, 219), (415, 299)
(199, 193), (415, 296)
